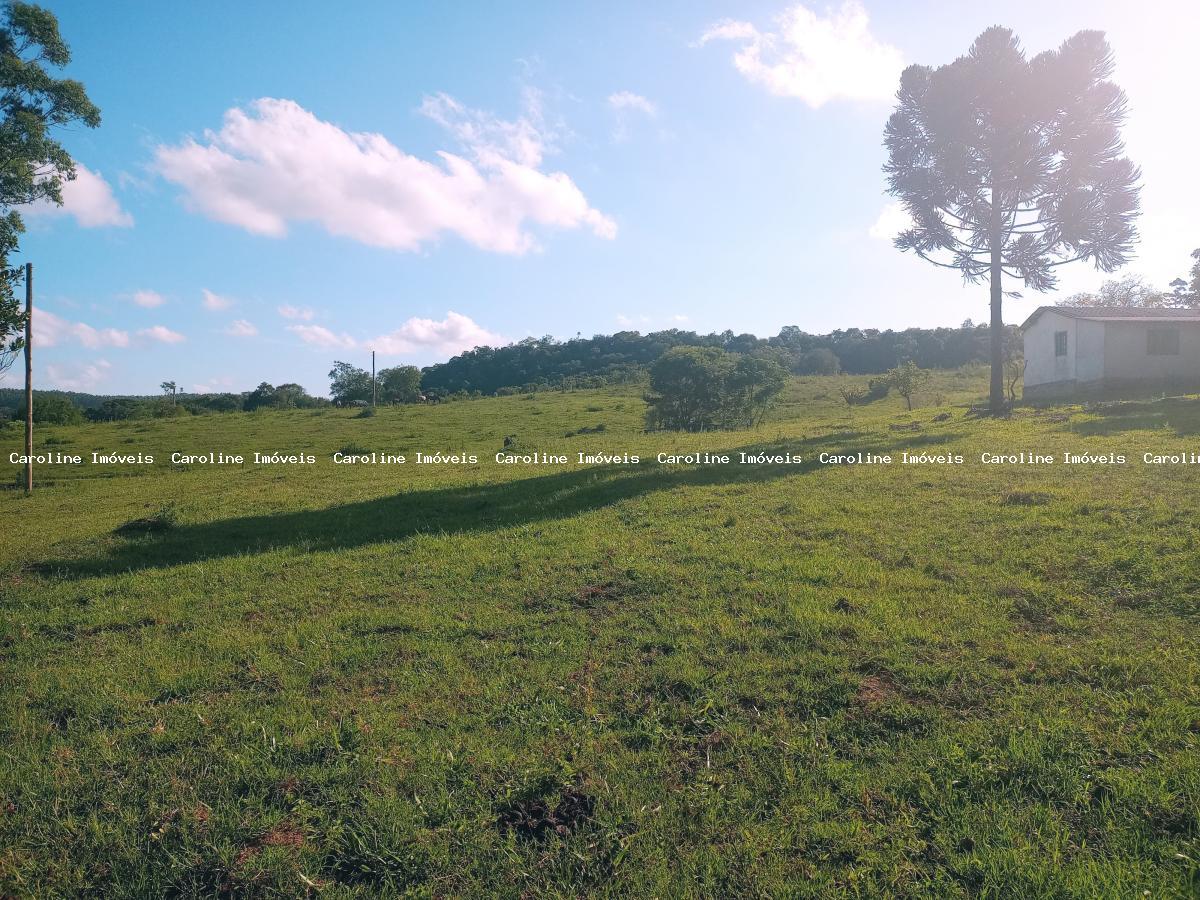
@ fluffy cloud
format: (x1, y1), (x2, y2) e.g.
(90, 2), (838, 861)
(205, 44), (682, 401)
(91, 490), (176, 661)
(278, 304), (315, 321)
(286, 311), (501, 356)
(138, 325), (186, 344)
(287, 324), (357, 349)
(224, 319), (258, 337)
(25, 163), (133, 227)
(132, 290), (165, 308)
(38, 309), (130, 349)
(36, 310), (185, 349)
(419, 88), (553, 169)
(868, 201), (912, 240)
(202, 289), (234, 311)
(45, 359), (112, 391)
(192, 375), (237, 394)
(371, 311), (502, 355)
(154, 95), (615, 255)
(697, 1), (903, 108)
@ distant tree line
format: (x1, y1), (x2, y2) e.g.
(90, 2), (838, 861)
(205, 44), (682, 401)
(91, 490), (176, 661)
(1057, 250), (1200, 310)
(0, 384), (332, 423)
(1, 321), (1019, 426)
(420, 322), (1012, 396)
(0, 365), (427, 423)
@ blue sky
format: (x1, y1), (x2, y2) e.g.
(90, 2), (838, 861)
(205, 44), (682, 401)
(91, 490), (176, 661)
(9, 0), (1199, 396)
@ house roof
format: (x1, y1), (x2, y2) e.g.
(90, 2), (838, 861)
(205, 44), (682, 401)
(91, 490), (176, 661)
(1021, 306), (1200, 329)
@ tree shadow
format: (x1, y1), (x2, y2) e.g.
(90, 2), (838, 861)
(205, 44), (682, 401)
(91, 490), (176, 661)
(1068, 396), (1200, 437)
(35, 431), (964, 580)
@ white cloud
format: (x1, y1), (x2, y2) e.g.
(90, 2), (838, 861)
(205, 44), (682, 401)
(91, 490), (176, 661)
(132, 290), (165, 308)
(697, 1), (903, 108)
(36, 311), (186, 350)
(25, 163), (134, 228)
(138, 325), (186, 344)
(45, 359), (112, 391)
(608, 91), (657, 116)
(192, 375), (236, 394)
(371, 311), (502, 355)
(224, 319), (258, 337)
(607, 91), (658, 142)
(419, 88), (554, 169)
(287, 324), (357, 349)
(616, 313), (653, 328)
(278, 304), (315, 321)
(154, 95), (615, 255)
(868, 201), (912, 240)
(38, 309), (130, 349)
(202, 289), (234, 311)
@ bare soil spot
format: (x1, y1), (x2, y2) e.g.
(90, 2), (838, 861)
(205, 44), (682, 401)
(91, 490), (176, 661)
(856, 674), (898, 707)
(497, 785), (596, 842)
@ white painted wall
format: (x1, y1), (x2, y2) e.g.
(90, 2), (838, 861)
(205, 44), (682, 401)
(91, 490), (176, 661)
(1023, 311), (1078, 388)
(1025, 313), (1200, 394)
(1075, 319), (1106, 383)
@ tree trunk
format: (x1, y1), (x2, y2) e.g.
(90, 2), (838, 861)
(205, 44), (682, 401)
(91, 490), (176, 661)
(989, 189), (1004, 415)
(23, 263), (32, 494)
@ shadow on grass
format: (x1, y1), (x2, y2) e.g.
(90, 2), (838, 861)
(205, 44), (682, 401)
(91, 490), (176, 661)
(37, 431), (964, 580)
(1069, 396), (1200, 437)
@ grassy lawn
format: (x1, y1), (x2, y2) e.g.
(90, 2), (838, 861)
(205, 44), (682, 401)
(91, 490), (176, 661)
(1, 368), (1198, 897)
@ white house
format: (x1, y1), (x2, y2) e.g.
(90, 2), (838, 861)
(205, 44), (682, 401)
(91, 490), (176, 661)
(1022, 306), (1200, 399)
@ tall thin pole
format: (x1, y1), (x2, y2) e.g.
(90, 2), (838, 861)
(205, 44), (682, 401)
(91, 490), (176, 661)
(23, 262), (32, 494)
(371, 349), (376, 408)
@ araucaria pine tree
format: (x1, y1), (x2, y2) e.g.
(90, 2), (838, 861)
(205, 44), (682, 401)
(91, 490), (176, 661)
(883, 27), (1140, 413)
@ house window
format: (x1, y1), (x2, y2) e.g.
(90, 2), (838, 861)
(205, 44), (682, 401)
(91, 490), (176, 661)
(1148, 327), (1180, 356)
(1054, 331), (1068, 356)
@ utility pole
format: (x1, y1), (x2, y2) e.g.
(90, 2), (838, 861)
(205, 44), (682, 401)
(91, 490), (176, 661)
(371, 349), (376, 408)
(23, 263), (32, 494)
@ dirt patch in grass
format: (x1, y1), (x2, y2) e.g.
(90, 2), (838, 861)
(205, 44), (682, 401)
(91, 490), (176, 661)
(1010, 593), (1063, 631)
(234, 822), (307, 868)
(574, 580), (626, 609)
(855, 674), (899, 707)
(497, 785), (596, 842)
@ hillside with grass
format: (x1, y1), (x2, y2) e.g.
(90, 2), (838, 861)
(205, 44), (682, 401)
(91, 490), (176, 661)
(2, 368), (1199, 897)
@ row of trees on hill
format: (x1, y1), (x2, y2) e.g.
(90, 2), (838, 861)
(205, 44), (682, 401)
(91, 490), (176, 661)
(418, 322), (1013, 396)
(1, 322), (1014, 425)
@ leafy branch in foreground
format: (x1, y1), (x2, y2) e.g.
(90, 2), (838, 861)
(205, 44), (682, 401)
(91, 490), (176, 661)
(0, 1), (100, 371)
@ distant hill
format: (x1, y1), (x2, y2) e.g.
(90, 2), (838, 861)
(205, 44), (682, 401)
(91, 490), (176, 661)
(0, 387), (154, 411)
(419, 323), (1010, 396)
(0, 323), (1014, 409)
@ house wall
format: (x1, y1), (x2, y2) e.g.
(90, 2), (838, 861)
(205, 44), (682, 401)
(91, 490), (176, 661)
(1102, 322), (1200, 381)
(1075, 319), (1106, 383)
(1023, 311), (1080, 389)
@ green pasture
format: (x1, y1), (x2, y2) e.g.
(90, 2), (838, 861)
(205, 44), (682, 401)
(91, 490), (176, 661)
(1, 369), (1198, 897)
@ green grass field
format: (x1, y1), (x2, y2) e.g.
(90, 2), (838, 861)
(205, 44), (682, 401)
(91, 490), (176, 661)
(2, 369), (1198, 897)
